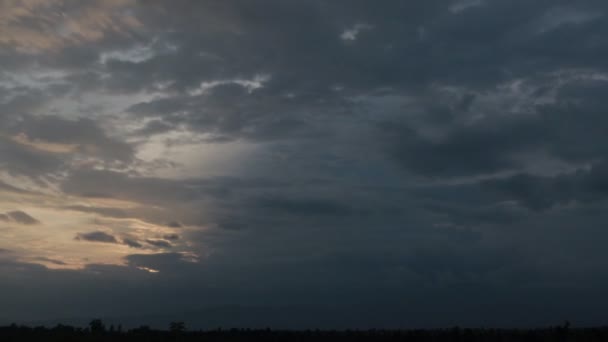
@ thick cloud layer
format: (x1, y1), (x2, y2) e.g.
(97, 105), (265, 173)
(1, 0), (608, 328)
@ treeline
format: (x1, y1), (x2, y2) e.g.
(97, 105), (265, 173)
(1, 320), (607, 341)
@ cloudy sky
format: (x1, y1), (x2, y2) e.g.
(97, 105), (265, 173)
(1, 0), (608, 329)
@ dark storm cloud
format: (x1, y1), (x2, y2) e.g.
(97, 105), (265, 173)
(93, 1), (608, 242)
(254, 196), (354, 217)
(3, 0), (605, 94)
(380, 118), (539, 178)
(110, 1), (440, 140)
(482, 159), (608, 212)
(75, 231), (118, 244)
(419, 195), (528, 226)
(379, 73), (608, 179)
(536, 80), (608, 162)
(2, 0), (608, 329)
(126, 83), (329, 142)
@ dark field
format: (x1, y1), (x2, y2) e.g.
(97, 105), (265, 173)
(1, 321), (605, 342)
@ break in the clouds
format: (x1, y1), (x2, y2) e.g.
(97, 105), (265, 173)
(1, 0), (608, 329)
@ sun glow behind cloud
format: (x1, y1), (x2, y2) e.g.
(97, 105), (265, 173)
(0, 178), (198, 270)
(12, 133), (79, 154)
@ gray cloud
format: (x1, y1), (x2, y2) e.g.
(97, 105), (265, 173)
(13, 116), (135, 163)
(145, 239), (172, 248)
(0, 180), (32, 194)
(63, 205), (129, 219)
(253, 196), (355, 217)
(125, 252), (196, 272)
(162, 234), (180, 241)
(75, 231), (118, 244)
(32, 257), (68, 266)
(0, 211), (41, 225)
(122, 238), (144, 249)
(0, 136), (65, 180)
(482, 159), (608, 211)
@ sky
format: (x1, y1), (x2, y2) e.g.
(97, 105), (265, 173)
(1, 0), (608, 329)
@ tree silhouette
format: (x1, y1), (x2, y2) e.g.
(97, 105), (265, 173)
(170, 321), (186, 333)
(0, 319), (604, 342)
(89, 319), (106, 334)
